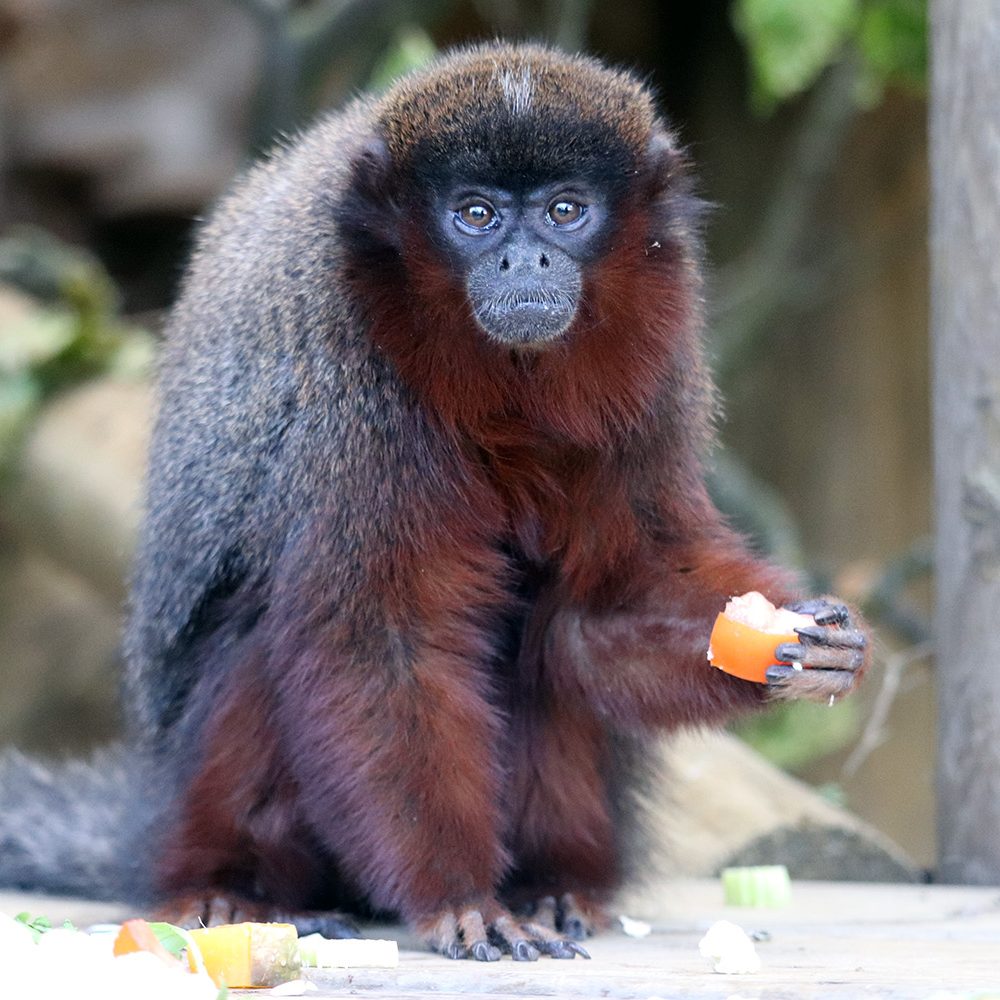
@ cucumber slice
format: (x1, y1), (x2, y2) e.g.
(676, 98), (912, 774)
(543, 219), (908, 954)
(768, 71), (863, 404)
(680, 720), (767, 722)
(721, 865), (791, 908)
(298, 935), (399, 968)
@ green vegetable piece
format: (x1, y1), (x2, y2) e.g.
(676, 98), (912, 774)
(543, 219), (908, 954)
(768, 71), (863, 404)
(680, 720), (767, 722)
(147, 921), (191, 959)
(722, 864), (792, 908)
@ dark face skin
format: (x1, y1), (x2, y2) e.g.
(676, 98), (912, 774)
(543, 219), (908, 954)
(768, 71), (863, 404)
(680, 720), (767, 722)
(434, 181), (610, 348)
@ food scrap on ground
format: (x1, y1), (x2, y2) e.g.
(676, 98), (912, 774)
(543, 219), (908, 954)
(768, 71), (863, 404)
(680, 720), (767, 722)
(0, 913), (219, 999)
(187, 922), (301, 988)
(698, 919), (762, 974)
(1, 911), (411, 997)
(618, 914), (652, 938)
(722, 865), (792, 908)
(298, 933), (399, 968)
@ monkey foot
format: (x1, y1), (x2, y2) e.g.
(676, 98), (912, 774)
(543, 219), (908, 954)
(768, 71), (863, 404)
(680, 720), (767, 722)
(155, 893), (361, 939)
(519, 892), (610, 940)
(416, 899), (591, 961)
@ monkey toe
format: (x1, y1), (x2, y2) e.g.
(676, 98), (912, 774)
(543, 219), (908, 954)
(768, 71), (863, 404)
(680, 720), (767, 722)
(514, 890), (606, 939)
(556, 892), (607, 939)
(517, 894), (558, 928)
(470, 940), (503, 962)
(417, 900), (589, 960)
(511, 939), (541, 961)
(155, 893), (268, 928)
(543, 939), (590, 959)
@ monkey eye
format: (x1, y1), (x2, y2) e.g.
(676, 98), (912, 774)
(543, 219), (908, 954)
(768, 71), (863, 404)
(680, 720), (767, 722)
(546, 199), (585, 227)
(455, 201), (498, 233)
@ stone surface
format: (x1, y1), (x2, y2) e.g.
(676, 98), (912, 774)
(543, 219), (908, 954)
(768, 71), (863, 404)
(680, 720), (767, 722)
(0, 543), (121, 751)
(656, 729), (918, 879)
(5, 377), (151, 603)
(2, 0), (259, 214)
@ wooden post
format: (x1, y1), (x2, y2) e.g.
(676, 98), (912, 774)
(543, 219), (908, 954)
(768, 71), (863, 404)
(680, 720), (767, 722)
(931, 0), (1000, 883)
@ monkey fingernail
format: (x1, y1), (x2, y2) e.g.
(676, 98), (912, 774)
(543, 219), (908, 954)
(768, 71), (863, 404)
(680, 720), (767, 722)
(814, 603), (850, 626)
(765, 665), (796, 684)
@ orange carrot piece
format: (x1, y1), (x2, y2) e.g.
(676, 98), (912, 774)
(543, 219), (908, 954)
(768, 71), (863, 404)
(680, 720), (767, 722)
(113, 918), (181, 965)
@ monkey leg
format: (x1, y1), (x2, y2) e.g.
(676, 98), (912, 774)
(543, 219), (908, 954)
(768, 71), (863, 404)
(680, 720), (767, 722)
(269, 630), (590, 961)
(414, 899), (589, 961)
(152, 658), (363, 938)
(501, 703), (621, 942)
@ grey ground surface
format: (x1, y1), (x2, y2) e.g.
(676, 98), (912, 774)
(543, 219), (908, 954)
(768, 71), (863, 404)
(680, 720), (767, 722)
(4, 879), (999, 998)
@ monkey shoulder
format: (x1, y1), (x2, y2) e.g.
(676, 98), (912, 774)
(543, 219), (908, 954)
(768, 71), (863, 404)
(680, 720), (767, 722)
(128, 100), (438, 711)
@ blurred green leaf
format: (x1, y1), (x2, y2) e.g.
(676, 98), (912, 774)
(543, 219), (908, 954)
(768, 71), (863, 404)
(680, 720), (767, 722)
(0, 309), (78, 373)
(0, 372), (42, 465)
(858, 0), (928, 95)
(368, 26), (437, 92)
(0, 229), (156, 470)
(733, 697), (859, 771)
(732, 0), (927, 111)
(146, 922), (190, 958)
(0, 228), (118, 319)
(733, 0), (860, 111)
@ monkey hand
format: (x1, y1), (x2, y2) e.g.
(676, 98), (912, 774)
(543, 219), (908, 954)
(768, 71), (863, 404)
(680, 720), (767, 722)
(764, 598), (869, 703)
(415, 897), (591, 962)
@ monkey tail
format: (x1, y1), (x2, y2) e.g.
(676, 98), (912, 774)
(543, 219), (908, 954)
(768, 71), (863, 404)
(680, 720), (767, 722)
(0, 745), (158, 903)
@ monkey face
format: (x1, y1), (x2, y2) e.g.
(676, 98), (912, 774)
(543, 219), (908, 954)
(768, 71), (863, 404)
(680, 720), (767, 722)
(434, 182), (610, 348)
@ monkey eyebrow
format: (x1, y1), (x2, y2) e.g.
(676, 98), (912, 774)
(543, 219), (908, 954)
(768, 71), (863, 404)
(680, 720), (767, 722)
(449, 190), (515, 210)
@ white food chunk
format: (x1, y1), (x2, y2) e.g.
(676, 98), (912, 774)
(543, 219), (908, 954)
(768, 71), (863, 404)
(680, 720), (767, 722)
(698, 920), (761, 975)
(298, 935), (399, 968)
(723, 592), (814, 634)
(618, 914), (652, 938)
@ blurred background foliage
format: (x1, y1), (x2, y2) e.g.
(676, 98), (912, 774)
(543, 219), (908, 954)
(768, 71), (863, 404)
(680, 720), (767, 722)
(0, 0), (932, 864)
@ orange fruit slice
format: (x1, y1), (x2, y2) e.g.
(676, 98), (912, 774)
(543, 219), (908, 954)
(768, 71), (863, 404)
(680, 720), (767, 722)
(707, 592), (814, 684)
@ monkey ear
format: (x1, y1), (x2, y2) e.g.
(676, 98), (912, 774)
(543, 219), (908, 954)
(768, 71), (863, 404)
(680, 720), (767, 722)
(353, 135), (393, 180)
(338, 134), (404, 253)
(645, 129), (686, 195)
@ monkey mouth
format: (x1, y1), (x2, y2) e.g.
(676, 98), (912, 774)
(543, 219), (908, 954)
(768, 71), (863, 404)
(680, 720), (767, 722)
(472, 293), (578, 346)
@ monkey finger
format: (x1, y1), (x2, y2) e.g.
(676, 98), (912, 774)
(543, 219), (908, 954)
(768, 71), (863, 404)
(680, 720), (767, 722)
(766, 666), (858, 702)
(793, 624), (867, 649)
(774, 643), (864, 671)
(785, 599), (850, 625)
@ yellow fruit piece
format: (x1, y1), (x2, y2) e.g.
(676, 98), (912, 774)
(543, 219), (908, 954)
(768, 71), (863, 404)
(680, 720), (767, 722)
(186, 922), (301, 988)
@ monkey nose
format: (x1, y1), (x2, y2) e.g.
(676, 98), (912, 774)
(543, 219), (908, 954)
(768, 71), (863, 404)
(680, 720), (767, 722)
(498, 249), (551, 274)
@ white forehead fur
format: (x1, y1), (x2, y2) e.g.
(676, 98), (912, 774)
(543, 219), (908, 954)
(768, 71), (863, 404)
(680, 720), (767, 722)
(496, 65), (533, 115)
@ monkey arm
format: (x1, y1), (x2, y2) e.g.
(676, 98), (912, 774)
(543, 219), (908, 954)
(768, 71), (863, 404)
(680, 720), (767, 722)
(547, 528), (868, 729)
